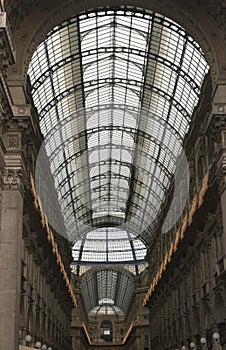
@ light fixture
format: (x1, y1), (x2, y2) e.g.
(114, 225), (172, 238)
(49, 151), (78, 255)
(24, 334), (32, 342)
(47, 347), (53, 350)
(190, 342), (196, 348)
(34, 342), (42, 349)
(213, 332), (220, 340)
(200, 337), (207, 344)
(41, 345), (47, 350)
(182, 346), (187, 350)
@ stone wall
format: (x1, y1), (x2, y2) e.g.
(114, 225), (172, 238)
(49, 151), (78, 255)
(144, 73), (226, 350)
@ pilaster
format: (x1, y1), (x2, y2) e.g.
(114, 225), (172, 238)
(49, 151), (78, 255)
(211, 84), (226, 272)
(0, 114), (28, 350)
(0, 157), (24, 350)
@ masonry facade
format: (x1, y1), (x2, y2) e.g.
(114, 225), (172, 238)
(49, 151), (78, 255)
(145, 76), (226, 349)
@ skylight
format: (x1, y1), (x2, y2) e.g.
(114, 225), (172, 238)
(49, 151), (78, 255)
(79, 268), (135, 317)
(28, 7), (209, 264)
(71, 227), (147, 266)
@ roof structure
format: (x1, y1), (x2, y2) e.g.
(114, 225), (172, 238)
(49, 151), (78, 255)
(80, 268), (135, 317)
(28, 6), (208, 316)
(71, 227), (147, 266)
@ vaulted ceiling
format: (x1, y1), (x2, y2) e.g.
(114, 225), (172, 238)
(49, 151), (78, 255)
(27, 6), (209, 316)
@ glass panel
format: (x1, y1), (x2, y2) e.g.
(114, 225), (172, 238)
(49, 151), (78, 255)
(28, 7), (209, 262)
(80, 268), (135, 316)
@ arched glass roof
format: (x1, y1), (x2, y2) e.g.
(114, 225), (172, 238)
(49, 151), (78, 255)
(72, 227), (147, 265)
(28, 7), (208, 265)
(79, 268), (135, 317)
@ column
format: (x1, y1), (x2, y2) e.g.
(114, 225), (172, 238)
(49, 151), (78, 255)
(0, 135), (25, 350)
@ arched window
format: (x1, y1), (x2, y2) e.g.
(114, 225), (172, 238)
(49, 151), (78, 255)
(100, 320), (113, 342)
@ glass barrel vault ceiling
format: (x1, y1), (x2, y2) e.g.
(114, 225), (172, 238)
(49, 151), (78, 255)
(80, 268), (135, 317)
(72, 227), (147, 265)
(28, 7), (209, 266)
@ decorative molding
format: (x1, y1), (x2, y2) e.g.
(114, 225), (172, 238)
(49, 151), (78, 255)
(3, 167), (25, 190)
(12, 104), (31, 117)
(213, 103), (226, 115)
(3, 132), (21, 150)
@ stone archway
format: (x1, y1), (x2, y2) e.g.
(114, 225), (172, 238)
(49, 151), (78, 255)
(100, 320), (113, 342)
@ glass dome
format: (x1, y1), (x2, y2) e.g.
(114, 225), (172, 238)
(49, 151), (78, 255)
(80, 268), (135, 317)
(72, 227), (147, 265)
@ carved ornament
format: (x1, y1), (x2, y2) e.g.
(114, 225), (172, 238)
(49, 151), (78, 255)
(12, 104), (31, 118)
(3, 132), (21, 150)
(3, 167), (25, 191)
